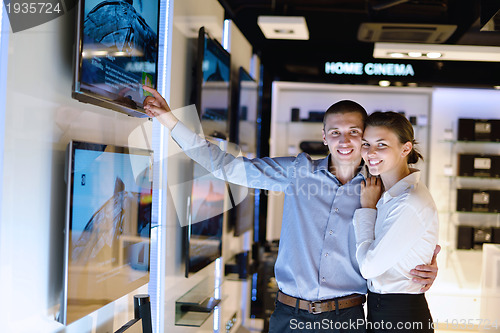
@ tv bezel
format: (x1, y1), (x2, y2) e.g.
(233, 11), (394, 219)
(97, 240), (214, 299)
(72, 0), (160, 118)
(60, 140), (153, 325)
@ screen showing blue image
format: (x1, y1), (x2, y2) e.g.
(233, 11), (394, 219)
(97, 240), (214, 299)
(198, 30), (231, 138)
(73, 0), (159, 117)
(60, 141), (153, 325)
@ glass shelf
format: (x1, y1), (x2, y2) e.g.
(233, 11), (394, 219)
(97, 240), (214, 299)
(441, 139), (500, 144)
(175, 278), (221, 327)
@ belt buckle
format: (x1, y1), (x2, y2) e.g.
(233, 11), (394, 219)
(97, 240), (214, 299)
(308, 301), (321, 314)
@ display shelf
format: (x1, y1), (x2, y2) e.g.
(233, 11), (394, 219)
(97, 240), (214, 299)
(175, 278), (222, 327)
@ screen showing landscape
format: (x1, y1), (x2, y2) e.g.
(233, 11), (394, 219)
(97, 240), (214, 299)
(61, 141), (153, 325)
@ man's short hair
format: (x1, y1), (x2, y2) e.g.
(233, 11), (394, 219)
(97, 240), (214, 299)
(323, 100), (368, 129)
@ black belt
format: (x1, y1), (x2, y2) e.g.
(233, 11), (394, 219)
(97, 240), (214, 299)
(277, 291), (366, 314)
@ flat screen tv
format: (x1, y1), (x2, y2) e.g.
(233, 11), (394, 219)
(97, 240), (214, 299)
(60, 140), (153, 325)
(193, 27), (231, 139)
(229, 67), (258, 236)
(184, 136), (228, 277)
(72, 0), (160, 118)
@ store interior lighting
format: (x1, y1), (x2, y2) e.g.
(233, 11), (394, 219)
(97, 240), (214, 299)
(374, 42), (500, 62)
(257, 16), (309, 40)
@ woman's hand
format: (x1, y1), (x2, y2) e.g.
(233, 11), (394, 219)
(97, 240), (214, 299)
(360, 176), (382, 209)
(142, 85), (178, 130)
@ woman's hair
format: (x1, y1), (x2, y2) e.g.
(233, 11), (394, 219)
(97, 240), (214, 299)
(323, 100), (368, 129)
(365, 111), (423, 164)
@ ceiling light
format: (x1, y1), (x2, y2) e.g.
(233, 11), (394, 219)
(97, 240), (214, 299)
(374, 42), (500, 62)
(257, 16), (309, 40)
(379, 80), (391, 87)
(426, 52), (442, 59)
(408, 52), (422, 57)
(389, 52), (405, 58)
(494, 86), (500, 90)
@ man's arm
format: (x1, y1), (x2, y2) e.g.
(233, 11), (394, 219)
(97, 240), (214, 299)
(142, 86), (295, 191)
(411, 245), (440, 292)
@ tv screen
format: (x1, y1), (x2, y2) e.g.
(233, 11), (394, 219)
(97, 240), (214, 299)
(193, 27), (231, 139)
(60, 140), (153, 325)
(184, 138), (226, 277)
(72, 0), (160, 118)
(230, 67), (258, 236)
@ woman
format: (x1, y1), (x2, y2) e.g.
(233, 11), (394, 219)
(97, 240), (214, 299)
(353, 111), (438, 332)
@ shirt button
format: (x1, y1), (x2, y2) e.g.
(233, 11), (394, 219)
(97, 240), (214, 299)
(329, 230), (333, 235)
(325, 253), (329, 257)
(322, 277), (326, 282)
(335, 208), (339, 213)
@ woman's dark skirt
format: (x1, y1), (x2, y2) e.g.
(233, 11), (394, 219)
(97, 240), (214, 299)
(367, 291), (434, 333)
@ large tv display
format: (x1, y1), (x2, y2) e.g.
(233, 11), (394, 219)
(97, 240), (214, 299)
(230, 67), (258, 236)
(60, 140), (153, 325)
(193, 27), (231, 139)
(72, 0), (160, 117)
(184, 152), (225, 277)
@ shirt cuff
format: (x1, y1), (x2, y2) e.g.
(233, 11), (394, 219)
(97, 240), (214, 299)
(170, 120), (203, 150)
(353, 208), (377, 245)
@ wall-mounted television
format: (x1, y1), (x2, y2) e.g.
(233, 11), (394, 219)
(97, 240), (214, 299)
(72, 0), (160, 118)
(60, 140), (153, 325)
(192, 26), (231, 139)
(229, 67), (258, 236)
(184, 140), (225, 277)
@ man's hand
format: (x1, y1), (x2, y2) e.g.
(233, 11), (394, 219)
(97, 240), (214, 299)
(360, 176), (382, 209)
(411, 244), (441, 292)
(142, 85), (179, 130)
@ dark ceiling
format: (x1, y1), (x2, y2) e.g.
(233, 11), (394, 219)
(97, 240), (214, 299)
(219, 0), (500, 87)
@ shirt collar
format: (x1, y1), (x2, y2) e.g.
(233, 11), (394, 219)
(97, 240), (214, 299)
(314, 154), (366, 180)
(380, 168), (420, 204)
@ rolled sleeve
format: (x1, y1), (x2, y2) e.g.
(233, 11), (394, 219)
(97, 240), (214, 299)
(353, 208), (377, 245)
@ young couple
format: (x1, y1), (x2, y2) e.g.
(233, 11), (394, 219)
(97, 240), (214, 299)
(143, 86), (439, 333)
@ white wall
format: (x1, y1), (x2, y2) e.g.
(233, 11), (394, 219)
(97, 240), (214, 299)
(0, 7), (151, 333)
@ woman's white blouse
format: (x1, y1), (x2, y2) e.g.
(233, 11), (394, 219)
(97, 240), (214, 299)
(353, 170), (439, 294)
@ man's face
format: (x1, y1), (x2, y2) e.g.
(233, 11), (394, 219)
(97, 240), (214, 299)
(322, 112), (364, 169)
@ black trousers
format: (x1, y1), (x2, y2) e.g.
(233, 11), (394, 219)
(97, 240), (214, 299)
(367, 291), (434, 333)
(268, 300), (367, 333)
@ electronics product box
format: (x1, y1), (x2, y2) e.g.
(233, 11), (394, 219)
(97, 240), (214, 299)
(457, 226), (500, 250)
(456, 189), (500, 213)
(458, 154), (500, 178)
(457, 118), (500, 142)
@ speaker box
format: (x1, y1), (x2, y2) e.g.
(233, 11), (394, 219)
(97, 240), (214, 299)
(291, 108), (300, 122)
(456, 189), (473, 212)
(458, 118), (475, 141)
(457, 226), (474, 249)
(491, 227), (500, 244)
(491, 120), (500, 142)
(458, 154), (500, 178)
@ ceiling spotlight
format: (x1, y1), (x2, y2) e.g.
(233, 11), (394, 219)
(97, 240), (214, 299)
(494, 86), (500, 90)
(379, 80), (391, 87)
(389, 52), (405, 58)
(374, 43), (500, 62)
(426, 52), (442, 59)
(257, 16), (309, 40)
(408, 52), (422, 57)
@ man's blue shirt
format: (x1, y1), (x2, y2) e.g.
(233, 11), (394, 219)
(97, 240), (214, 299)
(171, 121), (367, 301)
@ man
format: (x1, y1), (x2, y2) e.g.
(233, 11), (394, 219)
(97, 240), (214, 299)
(142, 86), (439, 332)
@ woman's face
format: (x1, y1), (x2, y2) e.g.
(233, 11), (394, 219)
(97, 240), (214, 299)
(361, 125), (411, 176)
